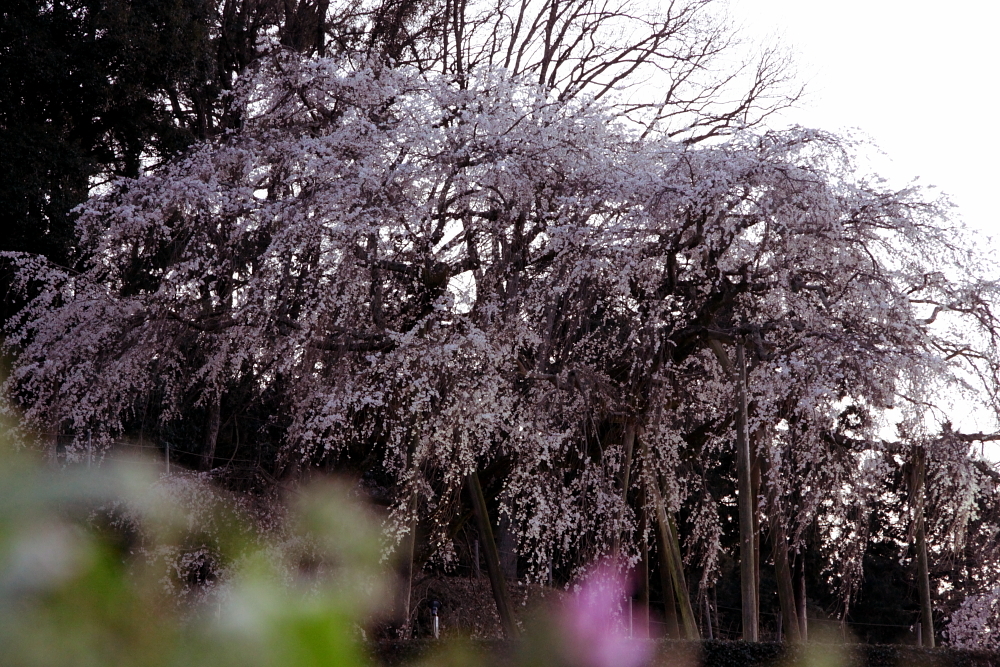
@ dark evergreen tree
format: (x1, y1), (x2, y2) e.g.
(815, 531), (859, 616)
(0, 0), (343, 324)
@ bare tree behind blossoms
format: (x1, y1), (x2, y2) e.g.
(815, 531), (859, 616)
(362, 0), (800, 141)
(3, 36), (1000, 638)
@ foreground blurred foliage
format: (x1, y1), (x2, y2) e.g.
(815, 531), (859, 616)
(0, 439), (387, 667)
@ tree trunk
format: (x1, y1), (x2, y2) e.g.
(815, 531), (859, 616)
(771, 519), (802, 642)
(912, 445), (934, 648)
(613, 421), (637, 557)
(796, 556), (808, 641)
(660, 544), (680, 639)
(200, 396), (221, 471)
(638, 504), (650, 639)
(645, 463), (699, 640)
(759, 433), (801, 643)
(467, 471), (519, 638)
(498, 513), (518, 582)
(752, 440), (761, 630)
(401, 497), (417, 638)
(735, 341), (758, 641)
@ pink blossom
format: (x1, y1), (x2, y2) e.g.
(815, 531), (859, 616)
(558, 564), (651, 667)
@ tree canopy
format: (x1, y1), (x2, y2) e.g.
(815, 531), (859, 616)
(4, 0), (1000, 648)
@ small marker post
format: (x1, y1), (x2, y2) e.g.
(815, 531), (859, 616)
(430, 600), (441, 639)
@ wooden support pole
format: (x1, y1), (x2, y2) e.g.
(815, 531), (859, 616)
(645, 459), (699, 640)
(401, 499), (417, 639)
(467, 471), (519, 638)
(735, 340), (758, 641)
(912, 445), (934, 648)
(638, 505), (650, 639)
(660, 536), (680, 639)
(797, 558), (808, 641)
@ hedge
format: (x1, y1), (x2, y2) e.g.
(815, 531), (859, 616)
(371, 639), (1000, 667)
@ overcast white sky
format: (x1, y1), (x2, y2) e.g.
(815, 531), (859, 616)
(729, 0), (1000, 245)
(726, 0), (1000, 439)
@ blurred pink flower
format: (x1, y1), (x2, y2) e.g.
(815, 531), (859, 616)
(558, 563), (651, 667)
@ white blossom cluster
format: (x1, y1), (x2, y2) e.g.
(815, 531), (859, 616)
(949, 586), (1000, 649)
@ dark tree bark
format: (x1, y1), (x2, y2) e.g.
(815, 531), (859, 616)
(200, 396), (221, 471)
(771, 518), (802, 642)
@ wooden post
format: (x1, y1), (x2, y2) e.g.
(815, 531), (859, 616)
(638, 505), (650, 639)
(912, 445), (934, 648)
(660, 545), (680, 639)
(628, 595), (634, 637)
(735, 340), (758, 641)
(772, 519), (802, 643)
(712, 587), (720, 639)
(49, 428), (59, 466)
(644, 457), (699, 640)
(467, 471), (519, 638)
(401, 495), (417, 639)
(710, 337), (759, 642)
(797, 559), (808, 641)
(752, 437), (761, 629)
(704, 595), (714, 640)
